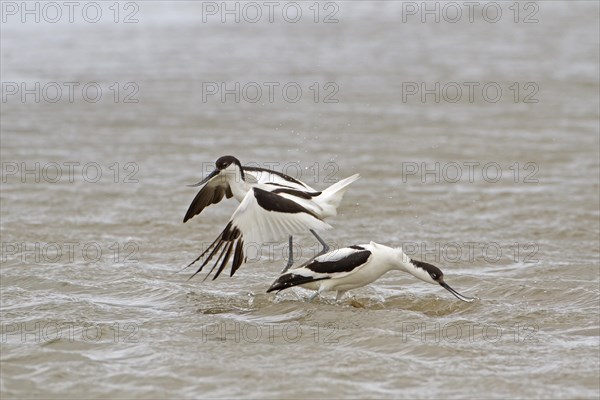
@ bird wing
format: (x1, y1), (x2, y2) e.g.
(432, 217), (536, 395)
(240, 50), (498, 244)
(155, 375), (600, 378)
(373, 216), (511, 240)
(244, 166), (318, 192)
(187, 187), (332, 281)
(267, 246), (373, 292)
(184, 167), (318, 223)
(183, 172), (233, 223)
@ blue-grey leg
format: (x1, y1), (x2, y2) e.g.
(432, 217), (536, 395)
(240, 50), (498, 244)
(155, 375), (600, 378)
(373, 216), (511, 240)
(280, 235), (294, 273)
(293, 230), (332, 271)
(309, 229), (329, 256)
(308, 291), (320, 302)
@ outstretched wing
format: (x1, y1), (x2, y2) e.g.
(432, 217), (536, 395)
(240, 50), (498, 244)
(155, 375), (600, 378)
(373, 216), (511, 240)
(183, 172), (233, 223)
(187, 187), (332, 281)
(244, 166), (318, 192)
(267, 245), (373, 292)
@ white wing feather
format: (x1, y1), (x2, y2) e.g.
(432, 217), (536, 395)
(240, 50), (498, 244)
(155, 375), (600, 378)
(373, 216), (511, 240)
(186, 185), (333, 280)
(245, 168), (317, 192)
(232, 188), (331, 245)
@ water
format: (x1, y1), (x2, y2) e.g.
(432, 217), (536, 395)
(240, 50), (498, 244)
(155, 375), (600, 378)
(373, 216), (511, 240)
(1, 1), (599, 398)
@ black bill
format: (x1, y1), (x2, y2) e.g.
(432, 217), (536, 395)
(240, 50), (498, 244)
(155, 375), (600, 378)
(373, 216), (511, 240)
(440, 281), (476, 303)
(188, 169), (220, 187)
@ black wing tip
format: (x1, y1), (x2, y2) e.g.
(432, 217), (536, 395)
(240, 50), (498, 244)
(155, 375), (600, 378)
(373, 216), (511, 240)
(182, 202), (203, 223)
(183, 183), (232, 224)
(183, 207), (194, 223)
(186, 222), (244, 282)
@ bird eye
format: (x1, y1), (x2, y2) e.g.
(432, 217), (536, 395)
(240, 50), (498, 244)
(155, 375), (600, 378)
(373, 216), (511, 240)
(431, 273), (437, 279)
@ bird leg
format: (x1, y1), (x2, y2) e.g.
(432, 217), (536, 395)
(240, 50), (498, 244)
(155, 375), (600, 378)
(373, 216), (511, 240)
(278, 230), (331, 276)
(290, 230), (332, 271)
(307, 291), (320, 302)
(309, 229), (329, 257)
(280, 235), (294, 273)
(335, 290), (347, 302)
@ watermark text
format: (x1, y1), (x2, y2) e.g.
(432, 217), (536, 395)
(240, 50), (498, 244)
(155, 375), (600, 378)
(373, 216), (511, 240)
(1, 322), (139, 343)
(1, 241), (140, 264)
(201, 1), (339, 23)
(1, 1), (140, 24)
(2, 162), (139, 184)
(400, 1), (539, 24)
(401, 82), (539, 103)
(201, 81), (339, 104)
(2, 82), (139, 103)
(401, 162), (539, 184)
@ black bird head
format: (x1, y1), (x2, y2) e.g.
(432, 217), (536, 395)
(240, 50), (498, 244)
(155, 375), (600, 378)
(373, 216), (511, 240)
(188, 155), (244, 187)
(410, 260), (476, 303)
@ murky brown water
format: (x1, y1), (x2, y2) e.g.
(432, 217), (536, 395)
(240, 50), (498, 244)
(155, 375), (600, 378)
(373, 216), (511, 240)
(1, 1), (599, 398)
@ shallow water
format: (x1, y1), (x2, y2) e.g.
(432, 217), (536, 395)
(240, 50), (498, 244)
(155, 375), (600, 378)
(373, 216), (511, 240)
(1, 1), (599, 399)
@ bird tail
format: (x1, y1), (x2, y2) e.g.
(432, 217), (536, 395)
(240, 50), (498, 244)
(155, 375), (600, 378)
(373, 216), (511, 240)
(267, 273), (327, 293)
(314, 173), (360, 216)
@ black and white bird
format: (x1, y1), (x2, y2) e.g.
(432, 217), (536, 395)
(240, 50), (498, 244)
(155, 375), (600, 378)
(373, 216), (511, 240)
(183, 156), (329, 223)
(184, 156), (360, 280)
(267, 242), (476, 302)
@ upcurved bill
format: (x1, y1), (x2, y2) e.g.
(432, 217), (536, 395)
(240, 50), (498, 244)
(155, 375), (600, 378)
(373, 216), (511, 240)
(188, 169), (219, 187)
(440, 282), (476, 302)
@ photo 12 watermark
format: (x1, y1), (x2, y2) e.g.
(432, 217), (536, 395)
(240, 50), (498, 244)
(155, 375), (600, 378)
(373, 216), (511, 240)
(199, 321), (340, 343)
(201, 81), (339, 104)
(1, 322), (140, 344)
(1, 82), (140, 104)
(400, 322), (539, 343)
(1, 1), (140, 24)
(399, 241), (539, 264)
(188, 239), (339, 269)
(196, 160), (341, 185)
(400, 162), (539, 184)
(399, 1), (539, 24)
(2, 162), (140, 184)
(401, 82), (539, 104)
(200, 1), (339, 24)
(1, 241), (140, 264)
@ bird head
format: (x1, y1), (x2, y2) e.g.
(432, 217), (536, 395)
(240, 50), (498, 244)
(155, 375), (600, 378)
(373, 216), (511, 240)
(188, 155), (244, 187)
(407, 259), (476, 303)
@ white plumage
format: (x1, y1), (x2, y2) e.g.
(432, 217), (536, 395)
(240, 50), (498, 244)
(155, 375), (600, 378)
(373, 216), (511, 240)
(184, 156), (360, 280)
(228, 185), (332, 246)
(183, 155), (359, 222)
(268, 242), (476, 302)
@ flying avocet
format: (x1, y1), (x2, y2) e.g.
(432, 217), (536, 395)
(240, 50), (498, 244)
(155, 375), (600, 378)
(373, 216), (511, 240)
(184, 156), (360, 280)
(183, 156), (334, 223)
